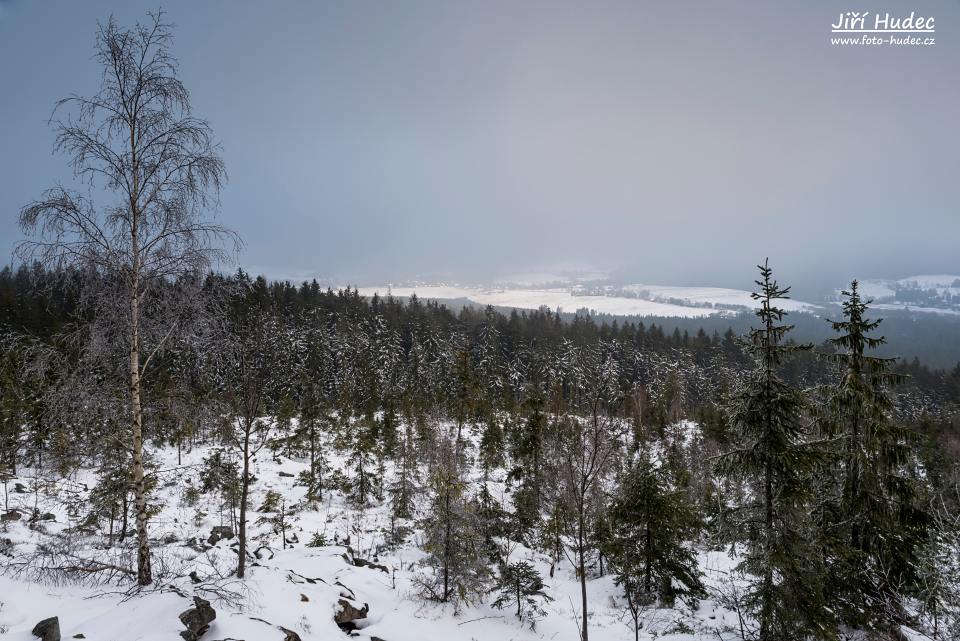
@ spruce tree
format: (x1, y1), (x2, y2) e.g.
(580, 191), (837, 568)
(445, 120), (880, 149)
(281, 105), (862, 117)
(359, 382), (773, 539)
(607, 449), (704, 611)
(717, 260), (827, 641)
(475, 481), (508, 563)
(478, 414), (505, 476)
(492, 560), (553, 627)
(416, 437), (490, 612)
(509, 391), (546, 542)
(388, 420), (419, 526)
(819, 280), (930, 629)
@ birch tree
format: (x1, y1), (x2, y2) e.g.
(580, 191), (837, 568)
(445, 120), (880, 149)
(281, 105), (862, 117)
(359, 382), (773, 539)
(16, 13), (236, 585)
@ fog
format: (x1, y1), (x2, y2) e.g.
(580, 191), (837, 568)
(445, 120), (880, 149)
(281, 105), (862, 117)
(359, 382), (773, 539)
(2, 0), (958, 296)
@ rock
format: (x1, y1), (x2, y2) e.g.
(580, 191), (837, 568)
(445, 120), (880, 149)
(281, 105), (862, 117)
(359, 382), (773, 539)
(248, 617), (301, 641)
(334, 598), (368, 631)
(278, 471), (294, 477)
(299, 593), (309, 602)
(73, 635), (85, 639)
(278, 626), (301, 641)
(353, 557), (389, 574)
(207, 525), (234, 545)
(31, 616), (60, 641)
(13, 482), (26, 493)
(335, 580), (355, 599)
(185, 537), (207, 553)
(178, 596), (216, 641)
(1, 509), (21, 522)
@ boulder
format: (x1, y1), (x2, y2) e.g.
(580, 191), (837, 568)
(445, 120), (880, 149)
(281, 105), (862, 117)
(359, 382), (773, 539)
(279, 626), (301, 641)
(1, 509), (21, 523)
(31, 616), (60, 641)
(178, 596), (216, 641)
(13, 482), (26, 493)
(207, 526), (234, 545)
(278, 471), (295, 477)
(353, 557), (389, 574)
(334, 598), (368, 631)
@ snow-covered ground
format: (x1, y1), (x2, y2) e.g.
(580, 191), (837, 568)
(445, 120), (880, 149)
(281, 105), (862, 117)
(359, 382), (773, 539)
(618, 284), (815, 313)
(355, 283), (818, 319)
(0, 421), (757, 641)
(852, 274), (960, 315)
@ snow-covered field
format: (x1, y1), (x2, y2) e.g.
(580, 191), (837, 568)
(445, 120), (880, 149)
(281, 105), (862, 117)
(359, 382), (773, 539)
(0, 423), (749, 641)
(356, 274), (960, 321)
(855, 274), (960, 315)
(618, 284), (815, 313)
(355, 284), (817, 319)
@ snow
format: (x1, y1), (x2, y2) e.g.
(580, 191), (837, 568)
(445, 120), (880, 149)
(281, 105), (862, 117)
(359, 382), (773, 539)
(355, 283), (819, 319)
(619, 284), (816, 313)
(0, 421), (749, 641)
(872, 303), (960, 316)
(852, 274), (960, 315)
(357, 285), (721, 318)
(0, 419), (929, 641)
(896, 274), (960, 289)
(856, 280), (897, 301)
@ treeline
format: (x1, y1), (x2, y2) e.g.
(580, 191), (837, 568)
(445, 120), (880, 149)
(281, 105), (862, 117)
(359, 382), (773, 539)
(3, 262), (959, 416)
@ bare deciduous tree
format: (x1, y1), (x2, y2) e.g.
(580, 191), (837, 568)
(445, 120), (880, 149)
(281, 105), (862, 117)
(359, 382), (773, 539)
(560, 412), (621, 641)
(551, 341), (626, 641)
(216, 301), (294, 579)
(17, 12), (238, 586)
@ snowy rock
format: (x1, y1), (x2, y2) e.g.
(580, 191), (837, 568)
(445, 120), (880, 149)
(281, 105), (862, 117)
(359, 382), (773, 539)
(334, 598), (369, 631)
(207, 525), (234, 545)
(248, 617), (302, 640)
(278, 626), (301, 641)
(13, 482), (26, 493)
(178, 596), (216, 640)
(352, 557), (389, 573)
(31, 616), (60, 641)
(1, 509), (21, 522)
(278, 470), (295, 477)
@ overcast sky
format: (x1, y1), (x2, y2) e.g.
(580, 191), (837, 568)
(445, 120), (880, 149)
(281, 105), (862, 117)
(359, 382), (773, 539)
(1, 0), (958, 293)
